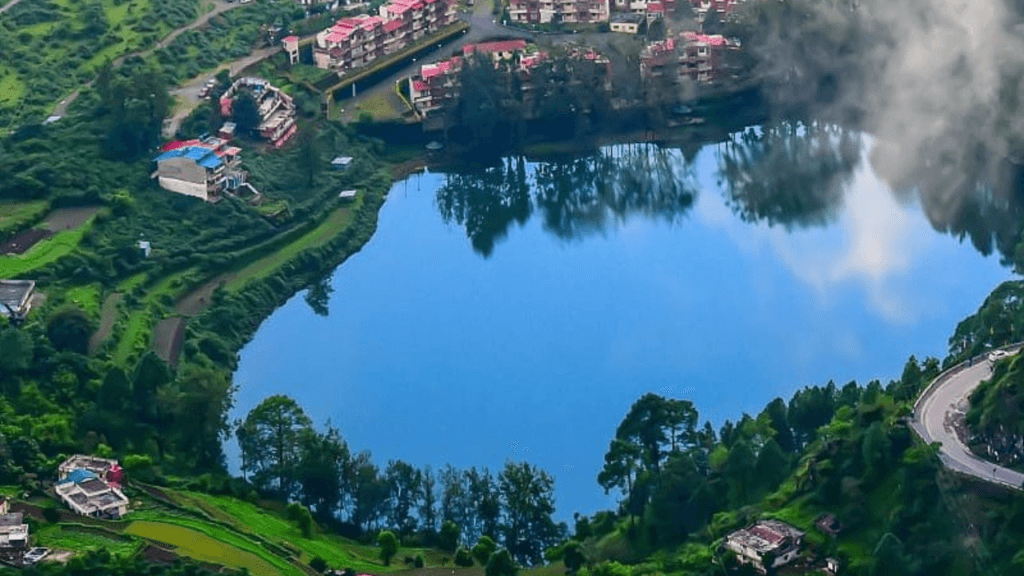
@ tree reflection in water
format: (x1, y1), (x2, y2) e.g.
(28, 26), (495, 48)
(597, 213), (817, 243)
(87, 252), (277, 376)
(716, 122), (861, 230)
(436, 121), (1024, 268)
(435, 145), (699, 257)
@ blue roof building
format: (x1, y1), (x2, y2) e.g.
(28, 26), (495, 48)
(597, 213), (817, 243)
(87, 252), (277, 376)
(58, 469), (98, 485)
(152, 140), (242, 202)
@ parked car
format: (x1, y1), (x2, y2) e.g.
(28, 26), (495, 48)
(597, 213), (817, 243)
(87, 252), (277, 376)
(198, 87), (210, 98)
(24, 548), (50, 565)
(987, 350), (1012, 363)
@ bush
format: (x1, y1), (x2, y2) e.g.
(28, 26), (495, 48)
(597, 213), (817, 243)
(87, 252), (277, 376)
(454, 547), (474, 567)
(42, 507), (61, 523)
(309, 556), (328, 573)
(414, 555), (424, 568)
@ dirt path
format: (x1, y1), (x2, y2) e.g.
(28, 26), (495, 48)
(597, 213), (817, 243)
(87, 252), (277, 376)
(174, 275), (232, 317)
(0, 0), (23, 14)
(152, 317), (186, 366)
(89, 292), (123, 355)
(52, 0), (246, 118)
(40, 206), (101, 231)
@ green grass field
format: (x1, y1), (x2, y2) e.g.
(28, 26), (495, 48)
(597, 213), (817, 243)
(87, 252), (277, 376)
(0, 200), (48, 235)
(125, 520), (289, 576)
(35, 524), (143, 558)
(112, 307), (155, 366)
(64, 283), (104, 319)
(0, 217), (94, 277)
(225, 202), (360, 291)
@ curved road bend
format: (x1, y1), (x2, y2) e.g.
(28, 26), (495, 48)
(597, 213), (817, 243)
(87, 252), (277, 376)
(913, 347), (1024, 490)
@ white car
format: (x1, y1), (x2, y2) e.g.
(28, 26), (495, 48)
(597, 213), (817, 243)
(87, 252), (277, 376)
(987, 350), (1012, 363)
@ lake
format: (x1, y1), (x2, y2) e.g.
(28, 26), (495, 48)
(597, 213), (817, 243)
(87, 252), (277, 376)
(231, 125), (1014, 521)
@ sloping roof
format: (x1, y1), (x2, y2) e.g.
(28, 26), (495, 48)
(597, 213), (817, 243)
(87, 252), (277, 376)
(283, 35), (299, 43)
(421, 57), (460, 79)
(384, 19), (406, 32)
(463, 39), (527, 56)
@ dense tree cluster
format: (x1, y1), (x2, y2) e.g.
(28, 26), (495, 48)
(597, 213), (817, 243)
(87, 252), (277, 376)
(235, 395), (565, 565)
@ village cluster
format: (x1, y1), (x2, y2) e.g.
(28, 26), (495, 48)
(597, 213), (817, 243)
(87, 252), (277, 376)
(0, 456), (129, 568)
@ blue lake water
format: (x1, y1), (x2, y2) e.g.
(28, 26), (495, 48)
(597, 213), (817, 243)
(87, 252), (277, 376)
(231, 131), (1014, 522)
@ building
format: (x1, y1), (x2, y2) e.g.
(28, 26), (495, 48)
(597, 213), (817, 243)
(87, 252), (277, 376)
(724, 520), (804, 574)
(691, 0), (743, 22)
(640, 31), (734, 85)
(312, 0), (458, 71)
(58, 455), (121, 481)
(55, 473), (130, 519)
(220, 77), (297, 147)
(408, 42), (610, 117)
(462, 39), (528, 61)
(339, 189), (358, 200)
(610, 12), (644, 32)
(331, 156), (354, 170)
(153, 138), (244, 202)
(56, 457), (129, 519)
(0, 280), (35, 321)
(507, 0), (610, 25)
(408, 57), (462, 116)
(282, 35), (300, 65)
(138, 241), (151, 258)
(0, 510), (28, 549)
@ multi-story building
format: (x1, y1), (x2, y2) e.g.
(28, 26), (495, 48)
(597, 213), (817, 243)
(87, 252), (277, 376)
(609, 0), (674, 18)
(153, 138), (244, 202)
(640, 31), (734, 85)
(311, 0), (458, 71)
(408, 43), (611, 117)
(507, 0), (610, 25)
(0, 497), (28, 550)
(691, 0), (743, 21)
(220, 77), (297, 147)
(408, 57), (463, 116)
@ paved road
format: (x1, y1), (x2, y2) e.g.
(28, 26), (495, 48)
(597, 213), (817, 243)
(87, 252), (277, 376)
(164, 45), (281, 138)
(912, 346), (1024, 490)
(52, 0), (246, 118)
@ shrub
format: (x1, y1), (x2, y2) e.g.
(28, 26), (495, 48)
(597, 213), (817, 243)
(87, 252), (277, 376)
(454, 547), (474, 567)
(414, 555), (424, 568)
(42, 507), (61, 523)
(309, 556), (328, 573)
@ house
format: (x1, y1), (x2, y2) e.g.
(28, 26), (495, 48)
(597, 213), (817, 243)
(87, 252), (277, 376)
(0, 280), (35, 321)
(58, 455), (120, 481)
(610, 12), (644, 33)
(331, 156), (354, 170)
(220, 77), (297, 147)
(219, 121), (237, 140)
(824, 557), (841, 575)
(56, 457), (129, 519)
(724, 519), (804, 574)
(282, 35), (300, 65)
(311, 0), (458, 71)
(153, 138), (245, 202)
(507, 0), (610, 24)
(0, 508), (28, 549)
(462, 39), (528, 61)
(55, 474), (130, 519)
(339, 189), (358, 200)
(138, 241), (151, 258)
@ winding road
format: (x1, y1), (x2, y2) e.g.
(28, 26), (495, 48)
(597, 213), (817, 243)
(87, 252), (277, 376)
(51, 0), (246, 118)
(912, 345), (1024, 490)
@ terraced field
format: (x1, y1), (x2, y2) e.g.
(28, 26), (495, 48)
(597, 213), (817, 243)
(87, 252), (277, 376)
(125, 520), (288, 576)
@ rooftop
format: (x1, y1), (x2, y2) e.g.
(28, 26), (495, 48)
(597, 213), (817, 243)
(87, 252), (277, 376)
(0, 280), (34, 312)
(0, 513), (23, 528)
(727, 520), (805, 553)
(463, 39), (528, 56)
